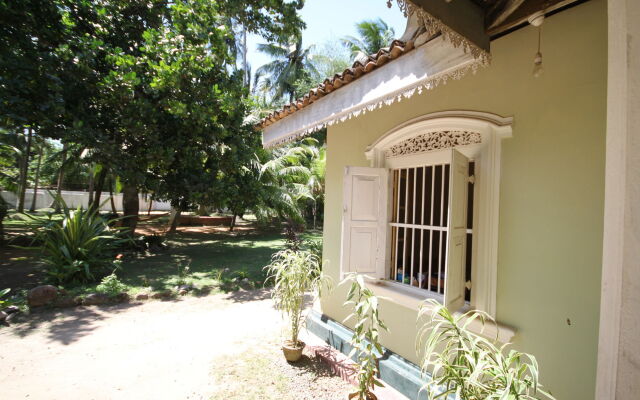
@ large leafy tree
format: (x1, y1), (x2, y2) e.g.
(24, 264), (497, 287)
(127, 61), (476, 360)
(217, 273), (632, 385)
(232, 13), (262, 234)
(0, 0), (305, 235)
(341, 18), (395, 61)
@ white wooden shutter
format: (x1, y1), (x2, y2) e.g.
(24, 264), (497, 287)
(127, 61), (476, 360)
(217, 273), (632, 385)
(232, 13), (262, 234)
(341, 166), (389, 278)
(444, 149), (470, 311)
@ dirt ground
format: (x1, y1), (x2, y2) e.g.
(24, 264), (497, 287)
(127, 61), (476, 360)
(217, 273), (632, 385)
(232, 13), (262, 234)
(0, 290), (352, 400)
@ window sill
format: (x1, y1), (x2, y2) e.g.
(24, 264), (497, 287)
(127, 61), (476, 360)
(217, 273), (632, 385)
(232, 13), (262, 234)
(366, 279), (516, 343)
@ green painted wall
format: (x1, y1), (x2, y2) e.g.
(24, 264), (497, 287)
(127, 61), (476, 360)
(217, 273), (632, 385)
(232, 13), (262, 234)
(319, 1), (606, 398)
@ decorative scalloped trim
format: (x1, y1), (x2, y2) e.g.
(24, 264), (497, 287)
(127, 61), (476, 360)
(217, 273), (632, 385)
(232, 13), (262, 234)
(388, 0), (491, 64)
(263, 59), (486, 148)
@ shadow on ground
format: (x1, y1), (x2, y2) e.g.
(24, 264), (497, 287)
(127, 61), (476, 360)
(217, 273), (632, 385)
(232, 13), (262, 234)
(3, 302), (142, 345)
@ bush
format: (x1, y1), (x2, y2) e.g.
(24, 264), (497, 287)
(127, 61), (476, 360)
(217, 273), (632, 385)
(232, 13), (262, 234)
(22, 198), (127, 285)
(417, 299), (555, 399)
(96, 274), (127, 296)
(264, 249), (330, 347)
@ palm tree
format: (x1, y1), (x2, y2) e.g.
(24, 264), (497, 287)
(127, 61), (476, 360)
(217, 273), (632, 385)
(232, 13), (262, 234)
(307, 146), (326, 229)
(255, 37), (318, 103)
(257, 139), (321, 225)
(341, 18), (396, 62)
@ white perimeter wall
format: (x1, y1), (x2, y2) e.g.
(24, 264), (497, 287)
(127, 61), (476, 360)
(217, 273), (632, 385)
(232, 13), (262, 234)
(0, 190), (171, 212)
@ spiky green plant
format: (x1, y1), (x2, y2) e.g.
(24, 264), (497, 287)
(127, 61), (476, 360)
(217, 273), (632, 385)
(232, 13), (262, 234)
(19, 197), (127, 285)
(264, 249), (330, 347)
(342, 273), (388, 400)
(417, 299), (555, 400)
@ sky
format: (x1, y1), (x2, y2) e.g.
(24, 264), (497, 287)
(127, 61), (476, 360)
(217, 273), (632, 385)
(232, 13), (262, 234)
(246, 0), (408, 73)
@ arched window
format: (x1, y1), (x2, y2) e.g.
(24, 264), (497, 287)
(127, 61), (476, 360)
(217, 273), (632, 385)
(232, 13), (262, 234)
(341, 111), (513, 316)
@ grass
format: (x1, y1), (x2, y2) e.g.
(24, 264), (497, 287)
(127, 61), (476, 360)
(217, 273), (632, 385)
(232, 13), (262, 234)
(1, 211), (322, 301)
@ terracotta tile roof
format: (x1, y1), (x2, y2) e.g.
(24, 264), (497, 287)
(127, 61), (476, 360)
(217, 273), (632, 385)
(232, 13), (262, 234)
(258, 39), (416, 129)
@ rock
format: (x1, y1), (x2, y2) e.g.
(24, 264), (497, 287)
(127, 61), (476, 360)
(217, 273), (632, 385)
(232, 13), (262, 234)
(135, 293), (149, 301)
(112, 292), (130, 303)
(82, 293), (110, 306)
(4, 305), (20, 314)
(151, 290), (172, 299)
(178, 284), (192, 292)
(54, 296), (80, 308)
(0, 311), (7, 323)
(27, 285), (59, 307)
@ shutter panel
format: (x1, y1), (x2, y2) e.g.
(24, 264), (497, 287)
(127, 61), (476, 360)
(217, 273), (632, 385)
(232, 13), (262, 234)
(444, 149), (470, 311)
(341, 166), (389, 278)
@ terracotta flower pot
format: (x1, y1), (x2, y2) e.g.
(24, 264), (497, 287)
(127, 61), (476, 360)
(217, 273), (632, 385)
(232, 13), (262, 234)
(282, 340), (305, 362)
(348, 391), (378, 400)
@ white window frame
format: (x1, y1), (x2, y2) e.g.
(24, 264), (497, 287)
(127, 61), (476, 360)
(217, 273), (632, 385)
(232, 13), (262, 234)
(364, 111), (513, 318)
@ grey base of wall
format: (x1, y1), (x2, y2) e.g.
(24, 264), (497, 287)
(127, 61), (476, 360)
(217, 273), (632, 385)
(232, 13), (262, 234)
(306, 310), (429, 400)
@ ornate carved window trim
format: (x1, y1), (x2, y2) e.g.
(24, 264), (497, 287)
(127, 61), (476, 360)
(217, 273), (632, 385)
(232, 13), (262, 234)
(364, 110), (514, 318)
(385, 130), (482, 158)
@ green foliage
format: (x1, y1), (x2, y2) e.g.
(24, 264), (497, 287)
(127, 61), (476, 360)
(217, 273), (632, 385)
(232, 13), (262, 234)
(257, 138), (324, 225)
(341, 18), (396, 62)
(302, 238), (323, 262)
(0, 288), (13, 309)
(255, 38), (318, 103)
(96, 273), (127, 296)
(417, 299), (555, 400)
(342, 274), (388, 400)
(21, 198), (127, 285)
(264, 249), (330, 345)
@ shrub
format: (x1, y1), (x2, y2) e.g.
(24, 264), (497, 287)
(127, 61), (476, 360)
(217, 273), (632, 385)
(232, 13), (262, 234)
(342, 274), (388, 400)
(264, 249), (330, 347)
(22, 198), (127, 285)
(417, 299), (555, 400)
(96, 274), (128, 296)
(0, 288), (13, 309)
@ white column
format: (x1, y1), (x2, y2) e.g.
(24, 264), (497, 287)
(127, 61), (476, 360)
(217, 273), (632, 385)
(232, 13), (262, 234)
(596, 0), (640, 398)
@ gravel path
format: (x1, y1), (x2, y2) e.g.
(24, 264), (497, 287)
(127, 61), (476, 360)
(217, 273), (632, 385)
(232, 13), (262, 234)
(0, 290), (352, 400)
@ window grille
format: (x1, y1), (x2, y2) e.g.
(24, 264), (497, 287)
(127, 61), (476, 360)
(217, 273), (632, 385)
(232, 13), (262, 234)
(389, 163), (474, 298)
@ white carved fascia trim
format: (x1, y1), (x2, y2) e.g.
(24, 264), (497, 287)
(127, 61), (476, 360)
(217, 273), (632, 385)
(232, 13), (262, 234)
(262, 58), (487, 149)
(365, 110), (514, 319)
(388, 0), (492, 65)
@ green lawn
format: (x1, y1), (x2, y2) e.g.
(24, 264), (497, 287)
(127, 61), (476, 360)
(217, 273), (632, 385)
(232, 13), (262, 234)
(0, 213), (322, 300)
(117, 230), (322, 294)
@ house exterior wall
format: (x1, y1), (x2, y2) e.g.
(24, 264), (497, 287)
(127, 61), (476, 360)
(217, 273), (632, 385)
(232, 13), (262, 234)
(320, 1), (606, 399)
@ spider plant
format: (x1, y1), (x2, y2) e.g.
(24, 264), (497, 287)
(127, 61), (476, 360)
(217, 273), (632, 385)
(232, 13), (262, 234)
(417, 299), (556, 400)
(342, 273), (388, 400)
(264, 249), (330, 361)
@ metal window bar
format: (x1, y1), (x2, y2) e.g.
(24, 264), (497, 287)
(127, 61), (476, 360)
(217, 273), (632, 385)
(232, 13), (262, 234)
(388, 164), (452, 294)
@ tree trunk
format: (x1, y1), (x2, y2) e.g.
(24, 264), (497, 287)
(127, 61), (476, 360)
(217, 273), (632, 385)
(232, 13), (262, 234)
(242, 27), (249, 87)
(229, 214), (237, 232)
(168, 207), (182, 233)
(17, 127), (33, 213)
(109, 179), (118, 215)
(90, 167), (108, 211)
(29, 141), (43, 212)
(121, 184), (139, 236)
(312, 202), (317, 230)
(196, 204), (209, 216)
(87, 165), (95, 209)
(51, 144), (67, 212)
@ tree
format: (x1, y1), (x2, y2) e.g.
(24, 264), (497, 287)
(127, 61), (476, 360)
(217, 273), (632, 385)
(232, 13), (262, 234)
(258, 139), (322, 226)
(341, 18), (396, 61)
(255, 38), (318, 103)
(1, 0), (305, 236)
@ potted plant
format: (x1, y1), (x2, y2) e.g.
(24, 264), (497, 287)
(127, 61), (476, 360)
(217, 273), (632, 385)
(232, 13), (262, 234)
(342, 274), (388, 400)
(417, 299), (556, 399)
(264, 248), (329, 362)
